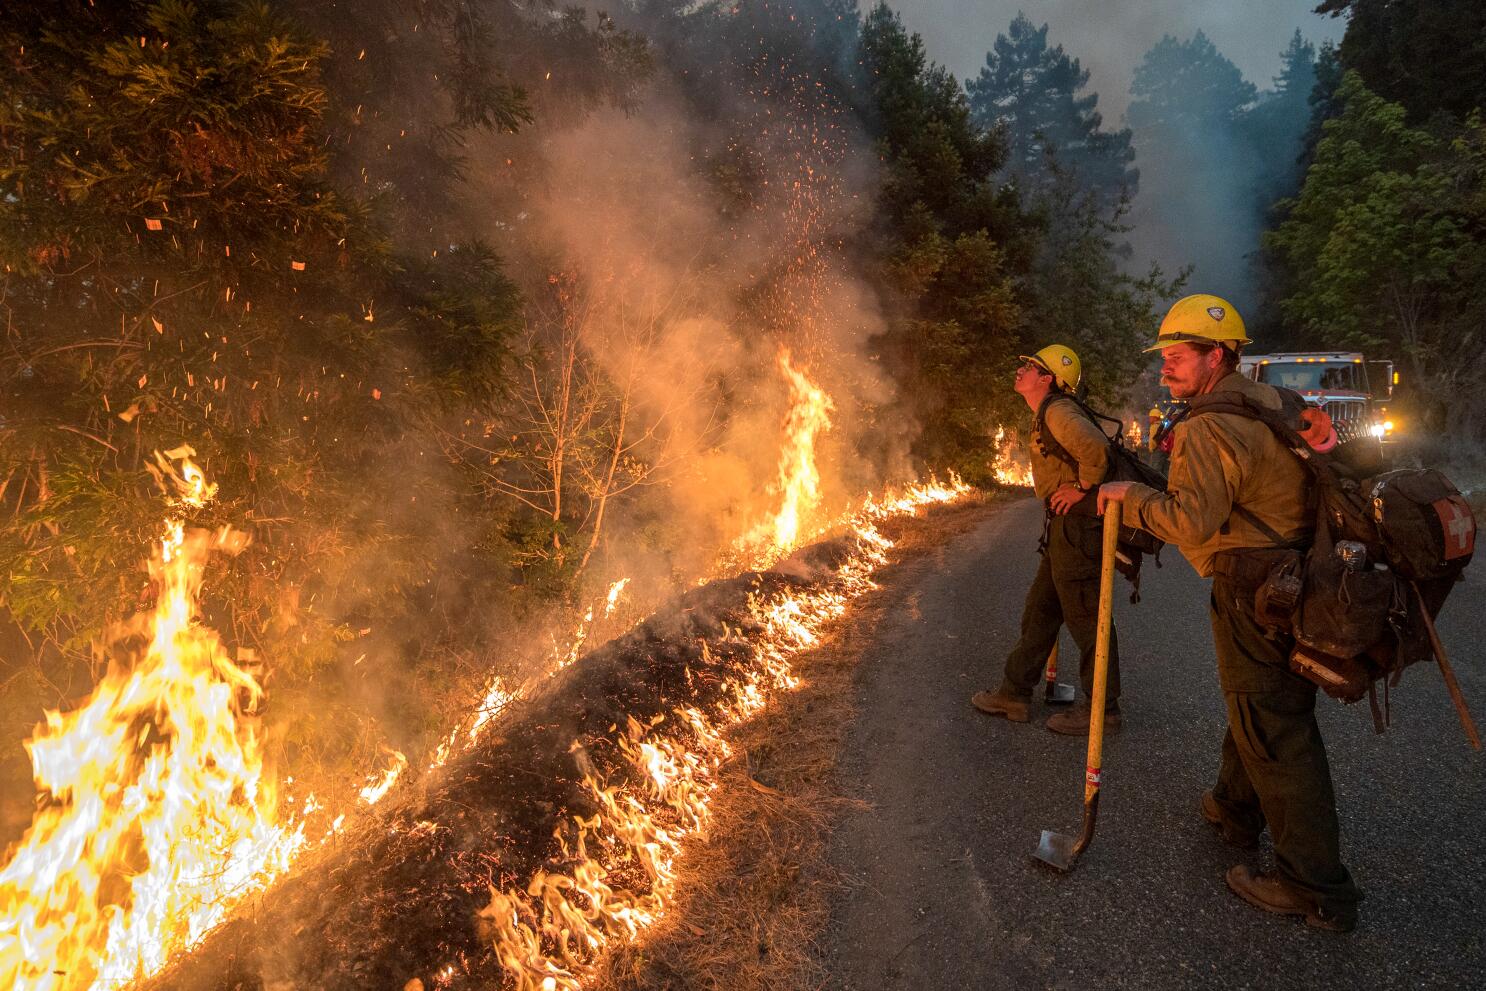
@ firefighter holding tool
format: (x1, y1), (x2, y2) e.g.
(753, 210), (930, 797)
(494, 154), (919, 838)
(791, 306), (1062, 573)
(1099, 294), (1362, 933)
(972, 345), (1123, 735)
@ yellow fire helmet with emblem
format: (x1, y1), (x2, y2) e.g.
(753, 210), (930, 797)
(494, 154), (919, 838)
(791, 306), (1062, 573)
(1019, 344), (1081, 392)
(1144, 293), (1252, 353)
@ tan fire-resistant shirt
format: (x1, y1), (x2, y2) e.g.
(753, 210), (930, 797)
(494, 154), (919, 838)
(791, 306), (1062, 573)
(1124, 372), (1312, 577)
(1030, 396), (1110, 501)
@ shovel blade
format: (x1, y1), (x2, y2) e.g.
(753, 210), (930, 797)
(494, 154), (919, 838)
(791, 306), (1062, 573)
(1044, 682), (1076, 704)
(1033, 829), (1078, 872)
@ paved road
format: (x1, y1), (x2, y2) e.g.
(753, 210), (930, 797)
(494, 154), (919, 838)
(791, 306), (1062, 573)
(821, 496), (1486, 990)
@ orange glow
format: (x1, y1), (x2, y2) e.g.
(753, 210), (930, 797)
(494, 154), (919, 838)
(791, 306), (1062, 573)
(478, 474), (969, 988)
(991, 427), (1034, 487)
(0, 450), (305, 991)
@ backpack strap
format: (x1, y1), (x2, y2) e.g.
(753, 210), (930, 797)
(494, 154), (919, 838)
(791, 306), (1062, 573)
(1034, 392), (1122, 481)
(1232, 504), (1291, 546)
(1032, 393), (1082, 472)
(1182, 388), (1313, 456)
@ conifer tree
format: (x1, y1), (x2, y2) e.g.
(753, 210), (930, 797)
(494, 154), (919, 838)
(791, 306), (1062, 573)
(1316, 0), (1486, 125)
(1128, 31), (1257, 133)
(1125, 31), (1259, 302)
(857, 3), (1035, 478)
(967, 14), (1137, 216)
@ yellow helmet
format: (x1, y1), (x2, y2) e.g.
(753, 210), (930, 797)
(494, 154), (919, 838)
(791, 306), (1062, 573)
(1019, 344), (1081, 391)
(1144, 294), (1252, 353)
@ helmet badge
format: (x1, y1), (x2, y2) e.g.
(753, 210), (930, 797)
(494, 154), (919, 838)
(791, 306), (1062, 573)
(1207, 306), (1226, 321)
(1060, 355), (1072, 366)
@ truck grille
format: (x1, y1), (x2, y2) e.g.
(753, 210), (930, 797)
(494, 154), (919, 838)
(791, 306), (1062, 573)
(1321, 399), (1365, 423)
(1321, 399), (1370, 443)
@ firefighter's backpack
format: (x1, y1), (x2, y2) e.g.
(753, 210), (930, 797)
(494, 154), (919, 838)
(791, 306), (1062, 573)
(1365, 468), (1476, 580)
(1183, 388), (1476, 725)
(1033, 392), (1167, 599)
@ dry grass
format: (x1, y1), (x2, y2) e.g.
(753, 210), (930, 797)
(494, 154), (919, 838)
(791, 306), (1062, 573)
(591, 493), (1001, 991)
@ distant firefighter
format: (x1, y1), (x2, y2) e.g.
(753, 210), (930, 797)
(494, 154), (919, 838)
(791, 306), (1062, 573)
(971, 344), (1123, 735)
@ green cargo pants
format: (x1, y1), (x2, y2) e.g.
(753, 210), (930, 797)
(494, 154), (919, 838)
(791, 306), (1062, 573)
(999, 513), (1121, 703)
(1207, 567), (1363, 921)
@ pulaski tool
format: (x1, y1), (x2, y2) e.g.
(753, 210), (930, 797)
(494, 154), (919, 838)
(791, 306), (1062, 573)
(1034, 502), (1120, 872)
(1043, 642), (1075, 704)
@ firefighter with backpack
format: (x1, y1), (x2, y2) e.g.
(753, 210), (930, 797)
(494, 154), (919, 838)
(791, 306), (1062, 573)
(971, 344), (1124, 735)
(1098, 294), (1364, 933)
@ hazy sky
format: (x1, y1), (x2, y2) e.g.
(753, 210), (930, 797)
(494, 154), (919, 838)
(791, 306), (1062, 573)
(886, 0), (1347, 118)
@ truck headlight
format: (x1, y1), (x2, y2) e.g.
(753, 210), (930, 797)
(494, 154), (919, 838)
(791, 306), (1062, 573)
(1369, 423), (1385, 438)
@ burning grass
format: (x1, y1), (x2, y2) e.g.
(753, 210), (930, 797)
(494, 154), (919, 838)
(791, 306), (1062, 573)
(590, 494), (995, 991)
(130, 480), (972, 991)
(3, 347), (984, 991)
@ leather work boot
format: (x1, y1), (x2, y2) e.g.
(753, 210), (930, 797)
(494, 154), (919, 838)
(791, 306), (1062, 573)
(970, 689), (1030, 722)
(1045, 701), (1121, 736)
(1225, 865), (1357, 933)
(1201, 790), (1260, 850)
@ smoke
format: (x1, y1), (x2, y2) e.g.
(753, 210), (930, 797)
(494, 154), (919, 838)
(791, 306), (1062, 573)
(453, 71), (906, 595)
(887, 0), (1345, 314)
(886, 0), (1342, 119)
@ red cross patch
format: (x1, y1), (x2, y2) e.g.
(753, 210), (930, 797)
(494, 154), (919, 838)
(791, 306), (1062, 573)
(1434, 496), (1476, 560)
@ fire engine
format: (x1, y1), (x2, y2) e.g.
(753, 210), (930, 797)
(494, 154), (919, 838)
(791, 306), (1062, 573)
(1238, 351), (1398, 447)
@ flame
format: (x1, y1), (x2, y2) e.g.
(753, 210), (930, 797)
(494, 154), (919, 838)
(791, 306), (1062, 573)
(991, 427), (1034, 487)
(0, 450), (305, 991)
(480, 474), (968, 989)
(1, 411), (967, 990)
(429, 577), (633, 772)
(737, 349), (834, 565)
(358, 750), (408, 806)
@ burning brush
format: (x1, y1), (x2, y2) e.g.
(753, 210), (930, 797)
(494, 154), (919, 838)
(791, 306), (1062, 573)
(129, 477), (965, 991)
(2, 346), (969, 991)
(991, 427), (1034, 487)
(0, 449), (303, 991)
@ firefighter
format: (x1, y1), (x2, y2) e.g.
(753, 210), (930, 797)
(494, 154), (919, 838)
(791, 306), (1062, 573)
(971, 344), (1122, 735)
(1098, 294), (1362, 933)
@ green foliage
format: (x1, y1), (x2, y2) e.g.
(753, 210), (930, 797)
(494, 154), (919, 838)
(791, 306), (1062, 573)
(1265, 73), (1477, 426)
(857, 3), (1036, 479)
(1257, 4), (1486, 434)
(1315, 0), (1486, 125)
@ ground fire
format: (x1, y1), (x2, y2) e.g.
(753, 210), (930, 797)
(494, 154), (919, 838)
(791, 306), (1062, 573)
(0, 450), (303, 991)
(0, 356), (967, 991)
(991, 427), (1035, 487)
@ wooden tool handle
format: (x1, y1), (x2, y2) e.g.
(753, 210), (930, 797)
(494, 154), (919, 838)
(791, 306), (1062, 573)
(1085, 504), (1121, 800)
(1413, 582), (1480, 751)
